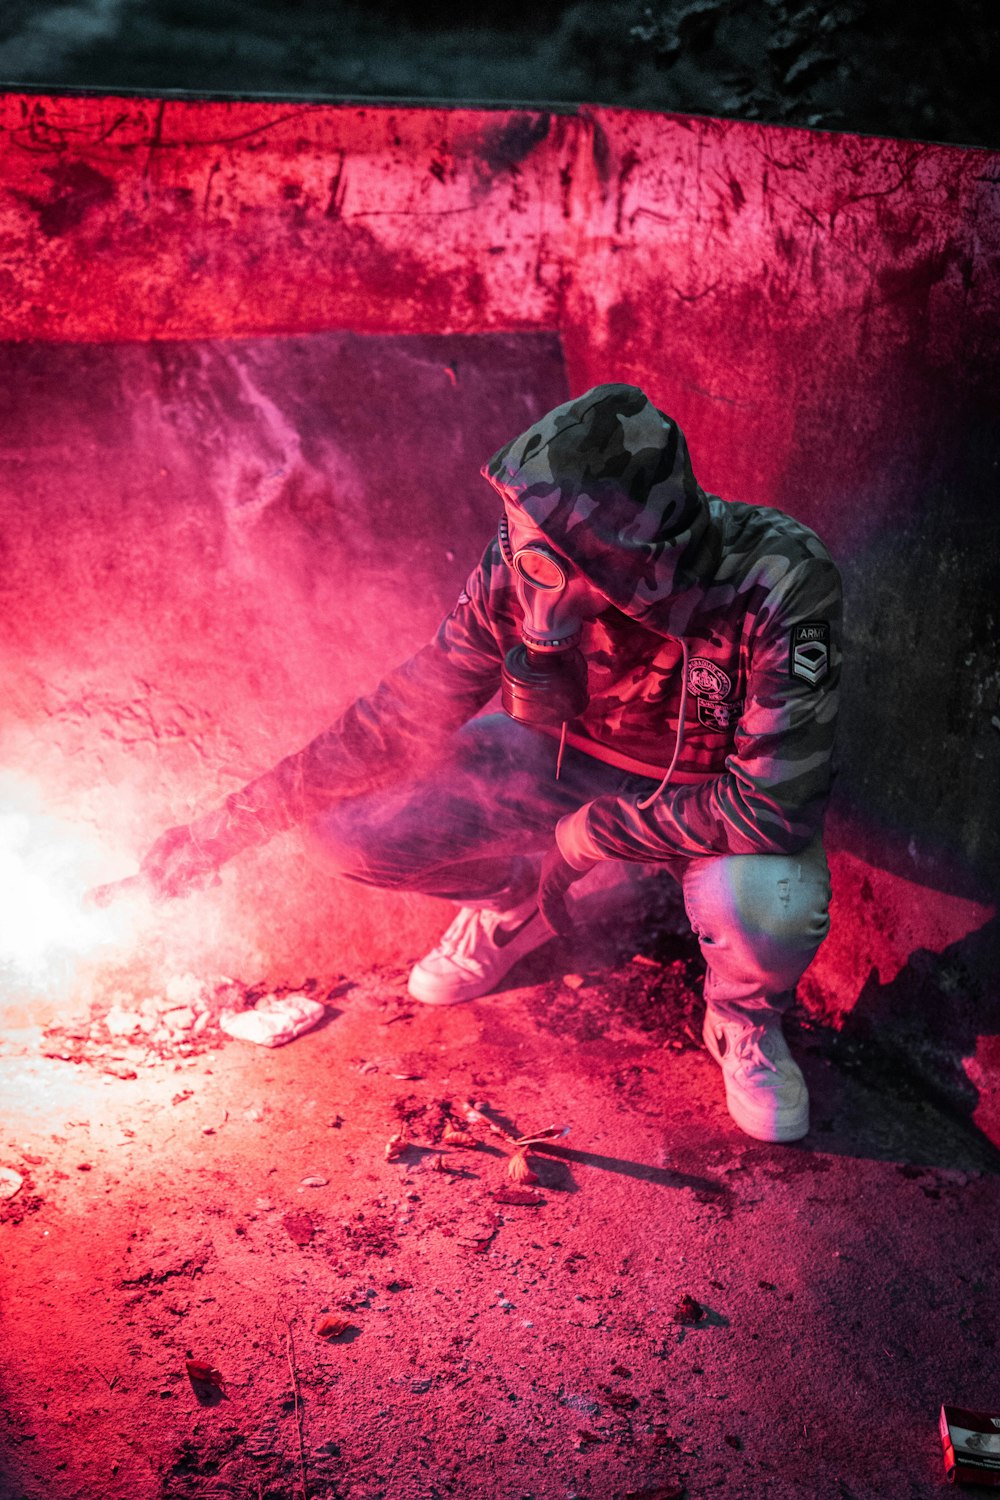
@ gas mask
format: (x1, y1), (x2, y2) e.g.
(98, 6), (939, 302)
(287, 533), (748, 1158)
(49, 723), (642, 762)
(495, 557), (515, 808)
(498, 511), (605, 728)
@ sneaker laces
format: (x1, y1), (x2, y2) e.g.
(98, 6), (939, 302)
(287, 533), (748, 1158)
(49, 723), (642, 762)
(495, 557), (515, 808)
(434, 909), (485, 966)
(732, 1023), (780, 1076)
(434, 905), (529, 972)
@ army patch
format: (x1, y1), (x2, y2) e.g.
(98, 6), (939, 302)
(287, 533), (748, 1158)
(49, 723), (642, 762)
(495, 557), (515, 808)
(687, 656), (732, 699)
(790, 621), (830, 688)
(697, 698), (743, 731)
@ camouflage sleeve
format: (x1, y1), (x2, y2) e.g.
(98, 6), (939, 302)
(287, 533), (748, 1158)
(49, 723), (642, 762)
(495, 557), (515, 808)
(571, 555), (842, 861)
(196, 561), (502, 853)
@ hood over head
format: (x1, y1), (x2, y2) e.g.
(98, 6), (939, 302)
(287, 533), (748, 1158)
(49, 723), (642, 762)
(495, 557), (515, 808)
(483, 384), (714, 632)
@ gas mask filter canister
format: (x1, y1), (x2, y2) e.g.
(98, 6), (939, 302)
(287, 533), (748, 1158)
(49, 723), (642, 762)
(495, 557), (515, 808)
(498, 515), (591, 728)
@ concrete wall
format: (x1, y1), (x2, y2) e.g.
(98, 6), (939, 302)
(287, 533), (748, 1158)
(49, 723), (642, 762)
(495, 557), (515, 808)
(1, 94), (997, 1134)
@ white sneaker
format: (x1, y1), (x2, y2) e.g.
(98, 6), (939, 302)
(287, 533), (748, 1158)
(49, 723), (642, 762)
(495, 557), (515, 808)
(407, 897), (550, 1005)
(702, 1005), (809, 1143)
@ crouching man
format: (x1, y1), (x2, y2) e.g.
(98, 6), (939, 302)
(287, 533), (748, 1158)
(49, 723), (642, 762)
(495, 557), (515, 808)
(141, 384), (840, 1145)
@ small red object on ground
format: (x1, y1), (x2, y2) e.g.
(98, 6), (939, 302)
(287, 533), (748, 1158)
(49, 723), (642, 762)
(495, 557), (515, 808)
(673, 1294), (704, 1324)
(940, 1405), (1000, 1486)
(281, 1211), (314, 1245)
(315, 1316), (353, 1340)
(506, 1147), (539, 1185)
(185, 1359), (224, 1389)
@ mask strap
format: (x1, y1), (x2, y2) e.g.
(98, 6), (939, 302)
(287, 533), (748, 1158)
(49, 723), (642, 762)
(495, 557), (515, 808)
(498, 515), (514, 566)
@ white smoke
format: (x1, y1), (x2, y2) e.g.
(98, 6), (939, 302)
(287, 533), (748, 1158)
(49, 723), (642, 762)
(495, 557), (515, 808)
(0, 773), (121, 993)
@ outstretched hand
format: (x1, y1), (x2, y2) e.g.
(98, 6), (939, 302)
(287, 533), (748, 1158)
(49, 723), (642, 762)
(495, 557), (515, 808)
(139, 824), (224, 902)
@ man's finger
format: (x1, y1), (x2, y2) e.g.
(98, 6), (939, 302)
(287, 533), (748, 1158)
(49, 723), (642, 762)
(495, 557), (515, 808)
(156, 861), (219, 902)
(139, 823), (217, 901)
(83, 874), (148, 911)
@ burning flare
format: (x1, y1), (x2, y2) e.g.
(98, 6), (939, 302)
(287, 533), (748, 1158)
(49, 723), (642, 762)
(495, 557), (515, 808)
(0, 778), (133, 993)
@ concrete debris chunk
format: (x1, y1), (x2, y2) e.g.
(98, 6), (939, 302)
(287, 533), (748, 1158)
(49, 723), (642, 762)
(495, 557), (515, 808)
(105, 1007), (146, 1037)
(163, 1007), (198, 1034)
(0, 1167), (24, 1200)
(219, 993), (325, 1048)
(166, 973), (211, 1008)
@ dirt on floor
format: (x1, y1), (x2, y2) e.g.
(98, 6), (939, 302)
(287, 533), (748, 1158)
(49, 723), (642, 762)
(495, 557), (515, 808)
(1, 912), (999, 1500)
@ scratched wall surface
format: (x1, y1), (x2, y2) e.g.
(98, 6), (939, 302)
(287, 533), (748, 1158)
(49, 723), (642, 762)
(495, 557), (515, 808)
(0, 93), (997, 1130)
(0, 97), (570, 339)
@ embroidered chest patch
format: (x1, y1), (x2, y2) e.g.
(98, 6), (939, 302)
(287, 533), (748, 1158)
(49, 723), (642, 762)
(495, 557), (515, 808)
(686, 656), (732, 699)
(697, 698), (743, 731)
(790, 621), (830, 688)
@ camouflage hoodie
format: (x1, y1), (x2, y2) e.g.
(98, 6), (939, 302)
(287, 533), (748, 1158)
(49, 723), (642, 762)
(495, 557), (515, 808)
(211, 384), (841, 864)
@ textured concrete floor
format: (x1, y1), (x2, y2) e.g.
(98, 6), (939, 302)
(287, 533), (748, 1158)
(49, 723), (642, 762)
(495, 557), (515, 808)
(1, 913), (997, 1500)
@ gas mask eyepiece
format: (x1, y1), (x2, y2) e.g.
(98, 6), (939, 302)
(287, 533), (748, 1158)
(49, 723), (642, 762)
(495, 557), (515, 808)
(498, 515), (590, 727)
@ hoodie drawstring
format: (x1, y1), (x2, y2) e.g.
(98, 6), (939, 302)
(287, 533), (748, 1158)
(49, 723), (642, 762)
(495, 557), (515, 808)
(552, 638), (688, 805)
(636, 637), (689, 810)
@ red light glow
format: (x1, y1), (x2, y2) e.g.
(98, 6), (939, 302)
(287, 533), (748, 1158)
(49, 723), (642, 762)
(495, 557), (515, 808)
(0, 774), (136, 996)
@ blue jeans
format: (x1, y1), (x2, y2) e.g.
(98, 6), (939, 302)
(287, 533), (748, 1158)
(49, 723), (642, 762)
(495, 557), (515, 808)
(307, 713), (831, 1018)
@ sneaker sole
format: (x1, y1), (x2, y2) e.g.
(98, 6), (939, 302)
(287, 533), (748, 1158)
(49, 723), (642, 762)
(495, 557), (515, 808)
(720, 1090), (809, 1144)
(702, 1016), (809, 1144)
(406, 915), (550, 1006)
(406, 968), (486, 1005)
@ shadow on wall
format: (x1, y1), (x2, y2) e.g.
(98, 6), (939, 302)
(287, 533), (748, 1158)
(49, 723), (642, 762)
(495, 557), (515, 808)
(770, 349), (1000, 904)
(843, 917), (1000, 1140)
(0, 330), (568, 1001)
(835, 392), (1000, 902)
(769, 360), (999, 1140)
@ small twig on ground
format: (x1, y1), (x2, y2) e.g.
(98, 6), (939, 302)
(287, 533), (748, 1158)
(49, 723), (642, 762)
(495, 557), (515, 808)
(276, 1311), (308, 1500)
(92, 1364), (119, 1392)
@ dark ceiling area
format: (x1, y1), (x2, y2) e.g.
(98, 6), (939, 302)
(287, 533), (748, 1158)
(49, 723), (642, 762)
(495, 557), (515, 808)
(0, 0), (998, 148)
